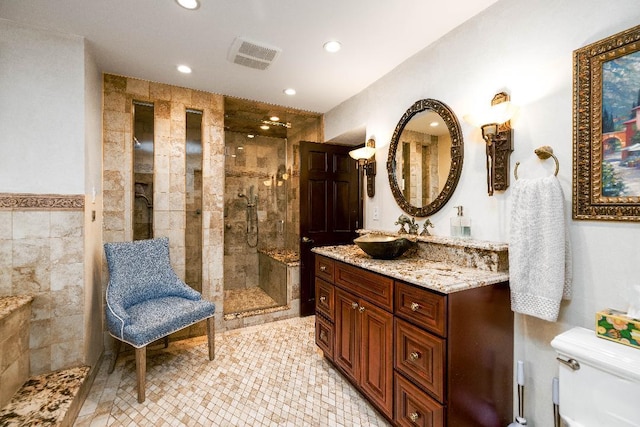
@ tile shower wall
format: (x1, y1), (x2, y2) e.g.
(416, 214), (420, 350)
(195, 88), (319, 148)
(102, 74), (225, 342)
(0, 195), (85, 374)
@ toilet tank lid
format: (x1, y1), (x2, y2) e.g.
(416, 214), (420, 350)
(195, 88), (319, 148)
(551, 327), (640, 382)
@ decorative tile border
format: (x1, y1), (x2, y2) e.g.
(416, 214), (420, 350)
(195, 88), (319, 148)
(0, 193), (84, 210)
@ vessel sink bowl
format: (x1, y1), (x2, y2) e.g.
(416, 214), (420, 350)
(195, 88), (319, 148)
(353, 234), (414, 260)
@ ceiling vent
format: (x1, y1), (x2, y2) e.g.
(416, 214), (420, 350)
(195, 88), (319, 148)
(227, 37), (282, 71)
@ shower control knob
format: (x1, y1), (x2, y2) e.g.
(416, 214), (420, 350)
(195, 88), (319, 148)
(409, 412), (420, 422)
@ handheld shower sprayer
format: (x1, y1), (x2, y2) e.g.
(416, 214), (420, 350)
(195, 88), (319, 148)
(238, 186), (258, 247)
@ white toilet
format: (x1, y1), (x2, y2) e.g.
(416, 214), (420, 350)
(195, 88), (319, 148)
(551, 326), (640, 426)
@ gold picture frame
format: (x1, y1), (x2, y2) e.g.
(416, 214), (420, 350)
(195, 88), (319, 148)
(573, 24), (640, 221)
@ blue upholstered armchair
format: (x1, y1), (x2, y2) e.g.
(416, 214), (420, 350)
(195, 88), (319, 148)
(104, 237), (216, 403)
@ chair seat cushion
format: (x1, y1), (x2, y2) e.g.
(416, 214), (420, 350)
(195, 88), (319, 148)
(120, 296), (215, 347)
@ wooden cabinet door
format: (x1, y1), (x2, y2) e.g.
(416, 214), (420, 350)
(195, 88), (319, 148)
(359, 299), (394, 419)
(334, 288), (359, 384)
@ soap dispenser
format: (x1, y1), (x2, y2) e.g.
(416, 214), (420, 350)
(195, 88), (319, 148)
(451, 205), (471, 238)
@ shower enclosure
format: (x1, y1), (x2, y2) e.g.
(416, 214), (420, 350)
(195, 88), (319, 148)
(223, 130), (292, 315)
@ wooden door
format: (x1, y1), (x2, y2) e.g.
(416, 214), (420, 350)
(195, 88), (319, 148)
(299, 141), (361, 316)
(334, 288), (360, 384)
(360, 300), (394, 418)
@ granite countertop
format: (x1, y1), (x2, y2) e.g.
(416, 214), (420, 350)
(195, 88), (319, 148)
(313, 244), (510, 294)
(0, 295), (34, 321)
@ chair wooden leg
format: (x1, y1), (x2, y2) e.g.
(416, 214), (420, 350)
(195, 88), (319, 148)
(108, 339), (122, 374)
(135, 346), (146, 403)
(206, 317), (215, 361)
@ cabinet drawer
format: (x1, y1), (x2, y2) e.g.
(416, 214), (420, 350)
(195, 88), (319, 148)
(315, 314), (334, 360)
(395, 318), (445, 402)
(395, 281), (446, 337)
(394, 372), (444, 427)
(315, 256), (335, 283)
(315, 278), (335, 321)
(335, 262), (393, 311)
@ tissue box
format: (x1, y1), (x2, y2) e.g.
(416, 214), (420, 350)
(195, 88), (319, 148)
(596, 308), (640, 349)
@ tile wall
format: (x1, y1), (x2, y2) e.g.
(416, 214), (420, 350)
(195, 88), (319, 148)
(102, 74), (225, 341)
(0, 194), (85, 374)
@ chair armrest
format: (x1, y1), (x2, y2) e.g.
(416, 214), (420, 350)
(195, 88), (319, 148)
(105, 281), (130, 338)
(173, 278), (204, 301)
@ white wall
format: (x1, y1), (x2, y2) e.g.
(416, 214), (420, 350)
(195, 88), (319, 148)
(325, 0), (640, 425)
(0, 19), (85, 194)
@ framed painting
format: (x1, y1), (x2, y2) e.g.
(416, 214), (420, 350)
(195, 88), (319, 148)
(573, 24), (640, 221)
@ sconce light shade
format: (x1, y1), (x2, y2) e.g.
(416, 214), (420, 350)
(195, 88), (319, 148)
(467, 92), (515, 196)
(464, 99), (516, 128)
(350, 139), (376, 198)
(348, 145), (376, 161)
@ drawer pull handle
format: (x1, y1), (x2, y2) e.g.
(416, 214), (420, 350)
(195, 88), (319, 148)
(410, 302), (420, 312)
(319, 330), (327, 341)
(409, 351), (421, 361)
(320, 296), (327, 303)
(358, 305), (366, 313)
(409, 412), (420, 423)
(351, 302), (359, 310)
(320, 266), (327, 272)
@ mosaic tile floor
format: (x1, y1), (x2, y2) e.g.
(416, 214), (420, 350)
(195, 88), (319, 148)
(74, 316), (390, 426)
(223, 287), (280, 314)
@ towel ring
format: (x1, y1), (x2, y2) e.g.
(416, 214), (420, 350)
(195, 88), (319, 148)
(514, 145), (559, 180)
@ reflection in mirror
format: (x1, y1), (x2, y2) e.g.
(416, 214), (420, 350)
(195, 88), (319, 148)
(133, 101), (154, 240)
(395, 110), (451, 207)
(387, 99), (463, 217)
(186, 109), (203, 293)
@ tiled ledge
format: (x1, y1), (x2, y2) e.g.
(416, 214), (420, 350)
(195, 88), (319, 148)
(0, 295), (33, 409)
(0, 366), (90, 427)
(0, 295), (33, 321)
(258, 248), (300, 266)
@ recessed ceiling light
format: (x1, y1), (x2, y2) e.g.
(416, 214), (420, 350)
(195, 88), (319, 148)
(284, 88), (296, 96)
(323, 40), (342, 53)
(237, 146), (244, 150)
(270, 116), (280, 121)
(247, 134), (255, 139)
(430, 121), (439, 127)
(177, 64), (192, 74)
(260, 125), (270, 130)
(175, 0), (200, 10)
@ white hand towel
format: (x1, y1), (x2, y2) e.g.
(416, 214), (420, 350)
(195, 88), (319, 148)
(509, 175), (572, 322)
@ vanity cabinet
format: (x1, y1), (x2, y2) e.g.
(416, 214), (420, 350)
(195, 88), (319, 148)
(314, 254), (513, 427)
(316, 257), (394, 418)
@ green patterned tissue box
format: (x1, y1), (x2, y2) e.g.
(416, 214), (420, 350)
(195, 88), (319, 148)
(596, 308), (640, 349)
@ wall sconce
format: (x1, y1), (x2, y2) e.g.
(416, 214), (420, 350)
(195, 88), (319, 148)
(349, 138), (376, 197)
(466, 92), (516, 196)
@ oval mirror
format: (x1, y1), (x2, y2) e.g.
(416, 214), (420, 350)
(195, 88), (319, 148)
(386, 99), (463, 217)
